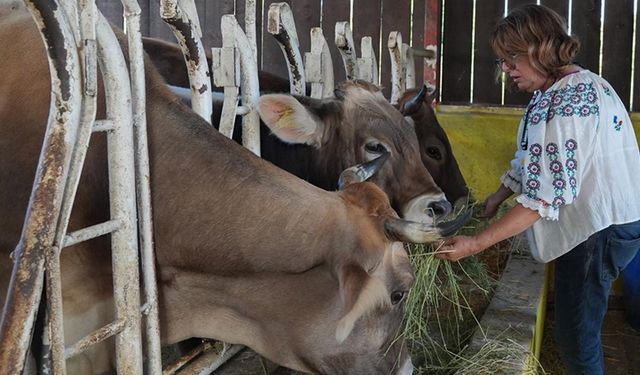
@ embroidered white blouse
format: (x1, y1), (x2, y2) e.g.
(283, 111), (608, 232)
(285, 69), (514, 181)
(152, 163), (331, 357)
(500, 69), (640, 262)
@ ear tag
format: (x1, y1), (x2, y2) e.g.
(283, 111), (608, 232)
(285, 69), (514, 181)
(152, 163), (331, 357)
(277, 108), (296, 128)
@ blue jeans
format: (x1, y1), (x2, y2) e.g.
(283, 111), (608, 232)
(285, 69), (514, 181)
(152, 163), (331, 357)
(623, 250), (640, 330)
(553, 220), (640, 375)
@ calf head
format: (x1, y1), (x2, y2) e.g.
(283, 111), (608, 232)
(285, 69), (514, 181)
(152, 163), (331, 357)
(258, 80), (452, 224)
(397, 86), (470, 206)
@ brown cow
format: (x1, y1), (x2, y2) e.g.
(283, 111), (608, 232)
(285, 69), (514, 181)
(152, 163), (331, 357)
(142, 38), (455, 224)
(397, 86), (470, 206)
(0, 6), (468, 374)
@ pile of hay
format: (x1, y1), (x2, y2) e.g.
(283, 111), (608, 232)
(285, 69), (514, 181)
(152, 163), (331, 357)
(402, 203), (543, 374)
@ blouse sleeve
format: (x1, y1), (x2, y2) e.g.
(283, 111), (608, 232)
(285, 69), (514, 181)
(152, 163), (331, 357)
(500, 149), (526, 194)
(514, 81), (598, 220)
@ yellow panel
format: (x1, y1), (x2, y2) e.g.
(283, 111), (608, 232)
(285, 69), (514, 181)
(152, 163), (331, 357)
(437, 106), (640, 200)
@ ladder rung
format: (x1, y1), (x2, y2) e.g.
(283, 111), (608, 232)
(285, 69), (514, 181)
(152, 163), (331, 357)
(63, 219), (121, 248)
(93, 119), (114, 132)
(64, 318), (126, 359)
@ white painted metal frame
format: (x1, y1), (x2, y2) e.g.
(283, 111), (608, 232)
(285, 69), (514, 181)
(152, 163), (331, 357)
(335, 21), (358, 80)
(357, 36), (378, 85)
(0, 1), (82, 372)
(267, 2), (306, 96)
(305, 27), (334, 98)
(388, 31), (406, 104)
(212, 15), (261, 156)
(244, 0), (257, 62)
(68, 11), (144, 375)
(160, 0), (213, 123)
(122, 0), (163, 372)
(403, 43), (416, 90)
(0, 0), (162, 373)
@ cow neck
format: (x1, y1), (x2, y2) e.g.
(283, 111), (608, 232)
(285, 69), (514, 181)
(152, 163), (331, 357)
(145, 85), (361, 274)
(312, 109), (354, 189)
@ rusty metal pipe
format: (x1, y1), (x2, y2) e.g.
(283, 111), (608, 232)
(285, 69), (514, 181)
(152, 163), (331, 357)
(64, 319), (126, 360)
(0, 1), (82, 373)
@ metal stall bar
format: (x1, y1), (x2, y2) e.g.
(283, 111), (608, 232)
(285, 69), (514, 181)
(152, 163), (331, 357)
(42, 7), (145, 372)
(64, 12), (144, 374)
(44, 1), (99, 372)
(212, 15), (261, 155)
(305, 27), (334, 98)
(170, 341), (243, 374)
(388, 31), (406, 104)
(357, 36), (378, 85)
(122, 0), (162, 373)
(411, 46), (437, 94)
(0, 1), (82, 373)
(160, 0), (212, 123)
(244, 0), (257, 62)
(403, 43), (416, 90)
(267, 2), (306, 96)
(335, 21), (358, 80)
(212, 21), (240, 141)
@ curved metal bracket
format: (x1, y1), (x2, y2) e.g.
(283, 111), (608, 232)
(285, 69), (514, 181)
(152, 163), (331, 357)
(304, 27), (334, 98)
(403, 43), (416, 89)
(161, 0), (212, 123)
(0, 1), (81, 372)
(335, 21), (358, 80)
(213, 15), (261, 156)
(388, 31), (406, 104)
(357, 36), (378, 84)
(267, 2), (306, 95)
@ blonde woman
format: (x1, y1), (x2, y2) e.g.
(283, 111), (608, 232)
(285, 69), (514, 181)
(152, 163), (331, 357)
(436, 5), (640, 374)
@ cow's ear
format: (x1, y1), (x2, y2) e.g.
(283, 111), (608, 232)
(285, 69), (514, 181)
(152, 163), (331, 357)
(258, 94), (325, 147)
(335, 264), (388, 343)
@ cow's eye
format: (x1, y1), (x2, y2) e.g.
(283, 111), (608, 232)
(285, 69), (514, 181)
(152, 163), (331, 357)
(390, 290), (407, 305)
(426, 146), (442, 160)
(365, 142), (387, 154)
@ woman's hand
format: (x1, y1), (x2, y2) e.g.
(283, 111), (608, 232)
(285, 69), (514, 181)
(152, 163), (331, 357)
(436, 204), (541, 262)
(477, 184), (515, 219)
(435, 235), (483, 262)
(478, 193), (503, 219)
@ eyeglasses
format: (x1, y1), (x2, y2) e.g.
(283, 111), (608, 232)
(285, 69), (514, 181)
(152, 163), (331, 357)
(494, 54), (520, 70)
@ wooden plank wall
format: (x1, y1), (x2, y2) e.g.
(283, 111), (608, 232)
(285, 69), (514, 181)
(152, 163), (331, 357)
(441, 0), (640, 111)
(98, 1), (640, 111)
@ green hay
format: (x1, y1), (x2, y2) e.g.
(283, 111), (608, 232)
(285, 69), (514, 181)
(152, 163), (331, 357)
(401, 200), (540, 374)
(451, 333), (546, 375)
(403, 242), (496, 373)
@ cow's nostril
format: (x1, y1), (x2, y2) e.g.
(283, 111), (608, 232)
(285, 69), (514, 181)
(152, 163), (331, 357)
(426, 200), (452, 218)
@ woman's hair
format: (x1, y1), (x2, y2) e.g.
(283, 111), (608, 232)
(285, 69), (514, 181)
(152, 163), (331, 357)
(492, 4), (580, 78)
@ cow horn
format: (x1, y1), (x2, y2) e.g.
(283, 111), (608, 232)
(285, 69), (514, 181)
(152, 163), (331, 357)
(337, 152), (390, 190)
(400, 84), (428, 116)
(384, 208), (472, 243)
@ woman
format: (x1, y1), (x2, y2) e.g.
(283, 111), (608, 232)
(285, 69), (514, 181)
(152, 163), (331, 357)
(435, 5), (640, 374)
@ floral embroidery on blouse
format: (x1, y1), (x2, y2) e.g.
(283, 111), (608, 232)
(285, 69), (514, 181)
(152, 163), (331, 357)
(530, 83), (599, 123)
(524, 139), (579, 210)
(563, 139), (578, 199)
(525, 143), (544, 202)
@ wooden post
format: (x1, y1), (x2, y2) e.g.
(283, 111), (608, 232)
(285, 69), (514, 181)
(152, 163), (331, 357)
(423, 0), (440, 97)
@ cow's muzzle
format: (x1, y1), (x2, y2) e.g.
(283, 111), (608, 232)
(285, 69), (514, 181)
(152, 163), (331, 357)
(383, 207), (472, 243)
